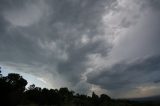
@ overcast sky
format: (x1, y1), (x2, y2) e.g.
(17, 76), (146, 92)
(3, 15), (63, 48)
(1, 0), (160, 98)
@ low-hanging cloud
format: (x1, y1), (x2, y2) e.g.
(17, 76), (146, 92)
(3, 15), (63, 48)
(1, 0), (160, 98)
(86, 0), (160, 98)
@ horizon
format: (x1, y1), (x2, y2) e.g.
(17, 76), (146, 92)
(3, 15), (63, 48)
(1, 69), (160, 100)
(1, 0), (160, 99)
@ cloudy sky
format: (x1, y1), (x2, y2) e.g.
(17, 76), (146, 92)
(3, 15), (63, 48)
(1, 0), (160, 98)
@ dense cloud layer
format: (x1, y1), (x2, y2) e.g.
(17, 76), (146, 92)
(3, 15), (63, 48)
(0, 0), (160, 98)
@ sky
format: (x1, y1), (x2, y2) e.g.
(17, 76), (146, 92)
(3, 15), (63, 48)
(0, 0), (160, 98)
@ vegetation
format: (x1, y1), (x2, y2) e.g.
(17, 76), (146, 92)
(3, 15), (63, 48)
(0, 70), (160, 106)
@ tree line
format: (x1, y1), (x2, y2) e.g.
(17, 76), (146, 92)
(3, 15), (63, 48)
(0, 69), (160, 106)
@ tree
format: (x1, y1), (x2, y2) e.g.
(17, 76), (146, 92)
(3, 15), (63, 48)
(100, 94), (111, 101)
(0, 72), (28, 106)
(28, 84), (35, 90)
(7, 73), (27, 92)
(99, 94), (111, 106)
(0, 67), (2, 78)
(92, 92), (99, 105)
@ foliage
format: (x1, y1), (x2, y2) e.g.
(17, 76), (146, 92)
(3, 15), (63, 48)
(0, 71), (160, 106)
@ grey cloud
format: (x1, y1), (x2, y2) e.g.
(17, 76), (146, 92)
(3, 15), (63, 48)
(0, 0), (116, 94)
(147, 0), (160, 10)
(86, 0), (160, 98)
(154, 80), (160, 83)
(1, 0), (160, 98)
(87, 55), (160, 89)
(57, 37), (110, 84)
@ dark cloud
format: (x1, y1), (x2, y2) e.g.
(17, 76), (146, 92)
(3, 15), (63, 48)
(147, 0), (160, 10)
(154, 80), (160, 83)
(1, 0), (160, 98)
(86, 0), (160, 98)
(0, 0), (116, 94)
(87, 55), (160, 90)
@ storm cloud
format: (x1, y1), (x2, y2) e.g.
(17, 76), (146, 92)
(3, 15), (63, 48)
(0, 0), (160, 98)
